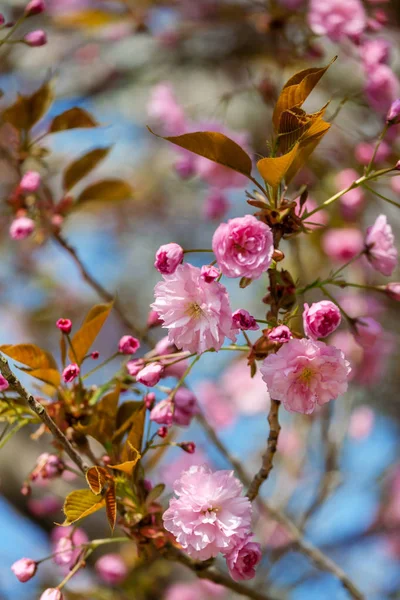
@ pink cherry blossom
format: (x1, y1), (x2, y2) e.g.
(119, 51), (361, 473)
(203, 189), (230, 220)
(297, 197), (328, 230)
(136, 363), (164, 386)
(365, 214), (397, 276)
(355, 141), (390, 165)
(163, 465), (253, 560)
(154, 243), (184, 274)
(212, 215), (274, 279)
(365, 65), (400, 114)
(232, 309), (259, 331)
(387, 98), (400, 124)
(322, 228), (364, 262)
(152, 263), (236, 354)
(118, 335), (140, 354)
(268, 325), (292, 344)
(221, 360), (270, 415)
(336, 169), (365, 219)
(303, 300), (341, 340)
(196, 381), (236, 429)
(62, 363), (80, 383)
(19, 170), (41, 192)
(31, 453), (64, 482)
(361, 38), (391, 68)
(165, 581), (225, 600)
(11, 558), (37, 582)
(56, 318), (72, 334)
(24, 30), (47, 46)
(260, 338), (350, 414)
(354, 316), (382, 347)
(0, 374), (9, 391)
(200, 264), (220, 283)
(151, 388), (198, 427)
(95, 553), (128, 585)
(9, 216), (35, 240)
(225, 535), (262, 581)
(308, 0), (366, 42)
(126, 359), (144, 376)
(348, 405), (375, 440)
(51, 526), (88, 568)
(40, 590), (63, 600)
(385, 282), (400, 300)
(25, 0), (46, 16)
(147, 83), (186, 134)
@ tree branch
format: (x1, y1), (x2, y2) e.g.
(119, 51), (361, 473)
(247, 399), (281, 502)
(0, 354), (89, 474)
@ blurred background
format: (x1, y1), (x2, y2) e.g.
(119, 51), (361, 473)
(0, 0), (400, 598)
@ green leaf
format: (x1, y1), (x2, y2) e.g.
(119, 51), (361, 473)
(148, 128), (253, 178)
(63, 147), (111, 191)
(76, 179), (133, 204)
(62, 489), (105, 525)
(68, 303), (113, 365)
(49, 107), (98, 133)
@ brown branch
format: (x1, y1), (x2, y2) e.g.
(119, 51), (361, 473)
(54, 232), (151, 344)
(247, 399), (281, 502)
(167, 548), (279, 600)
(0, 354), (89, 474)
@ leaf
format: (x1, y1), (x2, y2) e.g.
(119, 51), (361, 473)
(276, 103), (329, 154)
(148, 128), (253, 178)
(76, 180), (133, 204)
(0, 344), (58, 370)
(63, 147), (111, 192)
(2, 81), (54, 131)
(145, 483), (165, 505)
(62, 489), (105, 525)
(20, 367), (61, 388)
(55, 9), (122, 29)
(78, 386), (120, 447)
(121, 402), (146, 460)
(49, 107), (98, 133)
(285, 118), (331, 184)
(109, 449), (141, 477)
(68, 303), (113, 365)
(86, 466), (108, 494)
(257, 142), (299, 189)
(112, 401), (145, 446)
(105, 482), (117, 531)
(272, 57), (336, 131)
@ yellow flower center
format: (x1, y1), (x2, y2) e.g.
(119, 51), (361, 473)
(299, 367), (313, 384)
(186, 302), (204, 319)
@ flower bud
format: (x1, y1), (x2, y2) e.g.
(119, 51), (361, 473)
(0, 374), (9, 391)
(126, 359), (144, 377)
(147, 309), (162, 328)
(19, 170), (41, 192)
(157, 426), (168, 438)
(40, 589), (63, 600)
(385, 282), (400, 301)
(200, 264), (220, 283)
(154, 243), (184, 275)
(95, 554), (128, 586)
(118, 335), (140, 355)
(268, 324), (292, 343)
(91, 351), (99, 359)
(56, 318), (72, 334)
(150, 399), (173, 425)
(0, 14), (4, 25)
(136, 363), (164, 387)
(62, 363), (80, 383)
(203, 190), (229, 221)
(354, 317), (382, 348)
(144, 392), (156, 410)
(24, 30), (47, 46)
(9, 217), (35, 240)
(232, 309), (259, 331)
(180, 441), (196, 454)
(11, 558), (37, 582)
(174, 156), (196, 179)
(25, 0), (46, 16)
(386, 98), (400, 124)
(303, 301), (341, 339)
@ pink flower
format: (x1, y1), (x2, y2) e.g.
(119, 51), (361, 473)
(221, 360), (270, 415)
(27, 495), (62, 517)
(303, 301), (341, 340)
(387, 98), (400, 124)
(163, 465), (253, 560)
(24, 30), (47, 46)
(203, 189), (230, 221)
(147, 309), (162, 327)
(147, 83), (186, 134)
(95, 553), (128, 586)
(11, 558), (37, 582)
(354, 316), (382, 347)
(136, 363), (164, 386)
(196, 381), (236, 429)
(40, 590), (63, 600)
(19, 170), (41, 192)
(175, 155), (196, 179)
(365, 214), (397, 276)
(174, 388), (199, 425)
(56, 318), (72, 334)
(260, 338), (350, 414)
(322, 228), (364, 262)
(336, 169), (365, 219)
(361, 38), (391, 68)
(165, 581), (225, 600)
(232, 309), (259, 331)
(308, 0), (366, 42)
(9, 216), (35, 240)
(365, 65), (400, 114)
(0, 374), (9, 391)
(268, 325), (292, 343)
(31, 453), (64, 481)
(355, 141), (390, 166)
(118, 335), (140, 355)
(200, 264), (220, 283)
(25, 0), (46, 15)
(297, 197), (328, 230)
(154, 243), (184, 274)
(212, 215), (274, 280)
(385, 282), (400, 300)
(181, 441), (196, 454)
(62, 363), (80, 383)
(348, 405), (375, 440)
(150, 399), (173, 426)
(52, 526), (88, 568)
(152, 263), (236, 354)
(225, 535), (262, 581)
(126, 359), (144, 376)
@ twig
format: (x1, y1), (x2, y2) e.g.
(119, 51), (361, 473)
(247, 399), (281, 501)
(0, 354), (89, 474)
(54, 233), (150, 343)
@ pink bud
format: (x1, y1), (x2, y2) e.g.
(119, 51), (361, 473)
(40, 589), (63, 600)
(136, 363), (164, 387)
(95, 553), (128, 586)
(147, 309), (162, 327)
(9, 217), (35, 240)
(354, 317), (382, 347)
(395, 160), (400, 171)
(126, 359), (144, 377)
(203, 189), (229, 221)
(386, 99), (400, 124)
(385, 282), (400, 300)
(24, 30), (47, 46)
(268, 325), (292, 343)
(180, 441), (196, 454)
(91, 351), (99, 359)
(0, 374), (9, 391)
(173, 388), (199, 426)
(25, 0), (46, 15)
(11, 558), (37, 582)
(174, 156), (196, 179)
(0, 14), (4, 25)
(232, 309), (259, 331)
(303, 301), (341, 339)
(157, 426), (168, 438)
(150, 399), (173, 425)
(154, 243), (184, 275)
(19, 170), (41, 192)
(62, 363), (80, 383)
(118, 335), (140, 355)
(56, 318), (72, 334)
(225, 535), (262, 581)
(200, 264), (220, 283)
(144, 392), (156, 410)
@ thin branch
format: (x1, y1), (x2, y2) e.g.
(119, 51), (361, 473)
(247, 399), (281, 502)
(54, 233), (150, 344)
(0, 354), (89, 473)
